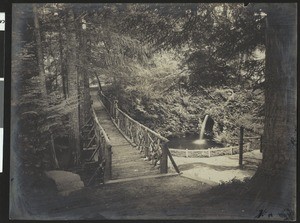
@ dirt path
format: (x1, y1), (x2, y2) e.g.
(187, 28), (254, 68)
(21, 175), (243, 220)
(18, 148), (290, 220)
(23, 172), (290, 220)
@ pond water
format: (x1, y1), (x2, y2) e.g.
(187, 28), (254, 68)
(167, 135), (224, 150)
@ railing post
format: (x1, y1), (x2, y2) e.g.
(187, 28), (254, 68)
(160, 143), (168, 174)
(166, 147), (180, 174)
(104, 145), (112, 181)
(144, 131), (149, 159)
(97, 134), (103, 161)
(239, 126), (244, 169)
(113, 100), (118, 119)
(110, 100), (114, 118)
(260, 135), (263, 153)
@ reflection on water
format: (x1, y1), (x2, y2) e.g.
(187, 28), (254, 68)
(167, 135), (223, 150)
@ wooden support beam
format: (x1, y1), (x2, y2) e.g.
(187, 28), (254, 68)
(86, 134), (96, 148)
(104, 145), (112, 181)
(87, 145), (100, 162)
(88, 125), (94, 136)
(81, 116), (93, 129)
(166, 148), (180, 174)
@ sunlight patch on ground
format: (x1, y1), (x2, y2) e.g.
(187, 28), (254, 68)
(170, 150), (262, 185)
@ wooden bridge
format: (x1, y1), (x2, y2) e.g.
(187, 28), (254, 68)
(81, 88), (180, 184)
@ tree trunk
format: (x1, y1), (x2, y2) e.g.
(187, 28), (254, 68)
(249, 4), (296, 213)
(33, 4), (63, 170)
(58, 17), (68, 99)
(77, 17), (91, 127)
(33, 4), (47, 96)
(65, 8), (81, 166)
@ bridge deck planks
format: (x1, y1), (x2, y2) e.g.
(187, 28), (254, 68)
(90, 90), (160, 180)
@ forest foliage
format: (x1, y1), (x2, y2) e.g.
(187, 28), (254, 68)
(12, 3), (265, 173)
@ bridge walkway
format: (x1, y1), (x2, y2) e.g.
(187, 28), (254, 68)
(90, 89), (160, 180)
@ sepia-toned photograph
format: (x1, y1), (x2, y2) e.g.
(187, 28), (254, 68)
(9, 3), (296, 220)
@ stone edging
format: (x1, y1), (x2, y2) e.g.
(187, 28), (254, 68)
(169, 143), (253, 158)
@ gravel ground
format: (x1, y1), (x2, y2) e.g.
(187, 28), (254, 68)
(18, 173), (266, 220)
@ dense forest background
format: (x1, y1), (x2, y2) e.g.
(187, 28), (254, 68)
(12, 3), (266, 173)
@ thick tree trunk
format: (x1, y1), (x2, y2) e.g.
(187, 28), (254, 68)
(261, 4), (297, 173)
(77, 18), (91, 127)
(33, 4), (60, 169)
(65, 8), (81, 166)
(249, 4), (296, 214)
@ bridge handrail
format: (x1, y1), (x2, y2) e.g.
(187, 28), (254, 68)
(92, 107), (112, 146)
(99, 91), (168, 142)
(117, 108), (169, 142)
(91, 107), (112, 180)
(98, 92), (113, 114)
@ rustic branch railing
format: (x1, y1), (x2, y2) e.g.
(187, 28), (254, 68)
(98, 91), (180, 174)
(91, 108), (113, 180)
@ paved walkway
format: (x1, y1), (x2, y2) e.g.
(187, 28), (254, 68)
(170, 150), (262, 185)
(90, 90), (160, 180)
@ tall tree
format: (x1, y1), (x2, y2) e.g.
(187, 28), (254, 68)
(65, 7), (81, 166)
(33, 4), (60, 169)
(77, 16), (92, 127)
(33, 4), (47, 96)
(249, 3), (297, 210)
(58, 16), (68, 99)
